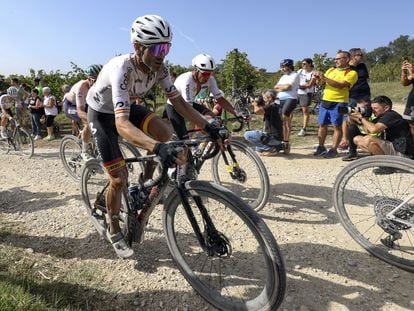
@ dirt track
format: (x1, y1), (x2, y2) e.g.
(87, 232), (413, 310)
(0, 143), (413, 310)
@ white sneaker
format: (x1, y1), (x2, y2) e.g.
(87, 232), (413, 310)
(106, 230), (134, 259)
(81, 152), (94, 161)
(34, 135), (42, 141)
(297, 128), (306, 137)
(1, 131), (9, 139)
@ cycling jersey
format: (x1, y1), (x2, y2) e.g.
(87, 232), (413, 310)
(65, 79), (89, 109)
(167, 72), (222, 105)
(87, 53), (179, 118)
(0, 94), (14, 110)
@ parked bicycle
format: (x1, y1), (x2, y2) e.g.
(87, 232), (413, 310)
(333, 155), (414, 272)
(59, 133), (142, 181)
(0, 116), (34, 158)
(231, 89), (252, 129)
(81, 131), (286, 310)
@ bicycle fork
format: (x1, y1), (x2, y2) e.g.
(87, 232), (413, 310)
(177, 186), (232, 257)
(221, 146), (246, 183)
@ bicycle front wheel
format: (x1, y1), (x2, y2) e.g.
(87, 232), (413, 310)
(163, 180), (286, 310)
(15, 127), (34, 158)
(211, 140), (270, 211)
(59, 135), (83, 180)
(333, 155), (414, 272)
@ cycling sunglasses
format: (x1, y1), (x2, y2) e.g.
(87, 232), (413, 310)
(198, 70), (213, 78)
(145, 43), (171, 57)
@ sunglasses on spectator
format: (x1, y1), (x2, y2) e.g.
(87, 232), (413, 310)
(144, 43), (171, 57)
(334, 57), (346, 61)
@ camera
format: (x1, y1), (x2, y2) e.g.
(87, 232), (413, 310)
(338, 106), (368, 116)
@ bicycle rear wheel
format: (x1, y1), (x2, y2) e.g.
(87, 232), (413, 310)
(59, 135), (83, 180)
(333, 155), (414, 272)
(211, 140), (270, 211)
(163, 180), (286, 310)
(15, 128), (34, 158)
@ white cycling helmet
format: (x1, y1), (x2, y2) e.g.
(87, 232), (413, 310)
(130, 14), (172, 44)
(192, 53), (216, 71)
(7, 86), (18, 97)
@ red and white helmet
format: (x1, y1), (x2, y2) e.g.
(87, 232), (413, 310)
(192, 54), (216, 71)
(130, 15), (172, 44)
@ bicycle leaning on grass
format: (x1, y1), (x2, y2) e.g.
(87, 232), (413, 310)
(80, 129), (286, 311)
(0, 115), (34, 158)
(333, 154), (414, 272)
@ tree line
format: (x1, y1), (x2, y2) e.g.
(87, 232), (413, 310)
(1, 35), (412, 100)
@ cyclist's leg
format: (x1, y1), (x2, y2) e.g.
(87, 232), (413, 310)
(129, 104), (173, 179)
(165, 103), (189, 139)
(88, 108), (133, 258)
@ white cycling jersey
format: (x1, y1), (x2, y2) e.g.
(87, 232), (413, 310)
(167, 71), (222, 105)
(87, 53), (178, 118)
(0, 94), (14, 110)
(65, 79), (89, 108)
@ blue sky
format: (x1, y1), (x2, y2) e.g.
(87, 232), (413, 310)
(1, 0), (413, 76)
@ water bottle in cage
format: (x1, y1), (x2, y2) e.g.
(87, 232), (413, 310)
(128, 183), (146, 212)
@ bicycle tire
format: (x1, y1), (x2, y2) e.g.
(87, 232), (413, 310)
(15, 127), (34, 158)
(211, 140), (270, 211)
(59, 135), (83, 181)
(163, 180), (286, 310)
(80, 159), (131, 240)
(333, 155), (414, 272)
(0, 139), (10, 154)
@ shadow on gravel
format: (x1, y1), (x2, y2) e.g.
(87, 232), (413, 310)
(0, 187), (79, 214)
(280, 242), (414, 310)
(260, 182), (338, 225)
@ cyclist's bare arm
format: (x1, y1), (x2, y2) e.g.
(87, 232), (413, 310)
(215, 96), (237, 115)
(75, 82), (89, 124)
(116, 116), (159, 152)
(169, 95), (209, 129)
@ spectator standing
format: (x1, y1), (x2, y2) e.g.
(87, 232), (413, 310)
(28, 88), (43, 140)
(297, 58), (316, 137)
(401, 58), (414, 138)
(349, 95), (414, 159)
(10, 78), (29, 126)
(33, 77), (43, 99)
(338, 48), (371, 150)
(42, 87), (58, 141)
(313, 50), (358, 158)
(274, 59), (300, 154)
(244, 91), (283, 156)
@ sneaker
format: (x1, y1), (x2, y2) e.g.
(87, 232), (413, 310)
(338, 141), (349, 150)
(373, 167), (397, 175)
(342, 153), (358, 161)
(30, 133), (35, 138)
(1, 130), (9, 139)
(34, 135), (42, 141)
(324, 149), (338, 158)
(297, 128), (306, 137)
(260, 148), (278, 157)
(283, 141), (291, 155)
(43, 135), (55, 141)
(81, 152), (94, 161)
(106, 230), (134, 259)
(313, 145), (327, 156)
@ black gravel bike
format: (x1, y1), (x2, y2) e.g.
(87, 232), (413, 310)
(333, 155), (414, 272)
(81, 131), (286, 310)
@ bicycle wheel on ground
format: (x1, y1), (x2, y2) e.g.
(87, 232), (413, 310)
(210, 140), (270, 211)
(333, 155), (414, 272)
(80, 159), (131, 240)
(15, 128), (34, 158)
(163, 180), (286, 311)
(59, 135), (83, 180)
(0, 139), (10, 155)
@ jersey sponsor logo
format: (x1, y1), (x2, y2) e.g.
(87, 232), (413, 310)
(89, 122), (97, 135)
(120, 67), (132, 90)
(165, 85), (177, 93)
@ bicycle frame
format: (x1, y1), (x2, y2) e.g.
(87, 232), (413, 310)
(386, 193), (414, 227)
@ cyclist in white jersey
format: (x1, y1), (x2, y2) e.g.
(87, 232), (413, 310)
(166, 53), (237, 139)
(63, 64), (102, 160)
(0, 87), (18, 138)
(86, 15), (222, 259)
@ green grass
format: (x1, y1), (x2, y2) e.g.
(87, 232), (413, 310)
(370, 81), (409, 104)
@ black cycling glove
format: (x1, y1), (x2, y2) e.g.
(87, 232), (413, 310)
(153, 142), (182, 167)
(204, 123), (230, 140)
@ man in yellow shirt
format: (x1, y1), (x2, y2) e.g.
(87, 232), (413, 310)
(313, 50), (358, 158)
